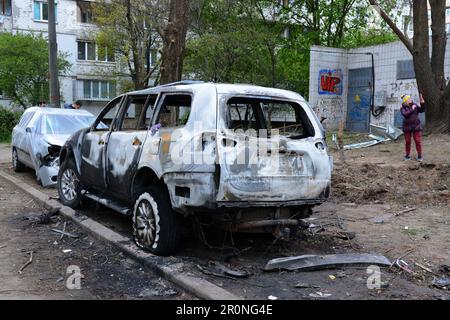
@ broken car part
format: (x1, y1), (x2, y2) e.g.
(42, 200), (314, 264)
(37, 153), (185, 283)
(264, 253), (392, 271)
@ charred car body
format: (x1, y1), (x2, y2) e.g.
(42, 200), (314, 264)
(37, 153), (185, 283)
(57, 82), (332, 255)
(11, 107), (97, 187)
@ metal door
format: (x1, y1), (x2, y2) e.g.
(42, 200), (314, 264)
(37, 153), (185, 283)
(346, 68), (372, 132)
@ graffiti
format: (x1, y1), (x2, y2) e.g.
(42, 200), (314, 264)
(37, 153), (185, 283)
(314, 96), (344, 129)
(389, 80), (418, 101)
(348, 94), (370, 122)
(319, 69), (343, 95)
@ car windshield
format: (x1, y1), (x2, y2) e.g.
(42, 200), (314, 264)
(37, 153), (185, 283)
(42, 114), (96, 135)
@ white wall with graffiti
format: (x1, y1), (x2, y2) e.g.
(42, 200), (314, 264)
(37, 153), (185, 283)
(309, 39), (450, 131)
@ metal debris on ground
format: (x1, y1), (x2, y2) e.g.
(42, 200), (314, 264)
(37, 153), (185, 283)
(268, 295), (278, 300)
(62, 249), (72, 253)
(432, 276), (450, 289)
(394, 258), (414, 274)
(264, 253), (391, 272)
(18, 251), (33, 274)
(309, 292), (332, 298)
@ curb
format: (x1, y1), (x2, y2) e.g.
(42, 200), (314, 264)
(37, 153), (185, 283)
(0, 170), (240, 300)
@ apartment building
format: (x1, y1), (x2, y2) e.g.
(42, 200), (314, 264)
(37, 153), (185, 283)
(0, 0), (134, 115)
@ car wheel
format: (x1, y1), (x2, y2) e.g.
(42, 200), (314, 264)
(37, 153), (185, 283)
(58, 158), (82, 208)
(12, 148), (26, 172)
(132, 186), (181, 256)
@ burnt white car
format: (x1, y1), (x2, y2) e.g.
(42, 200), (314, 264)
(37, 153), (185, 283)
(11, 107), (97, 187)
(57, 82), (332, 255)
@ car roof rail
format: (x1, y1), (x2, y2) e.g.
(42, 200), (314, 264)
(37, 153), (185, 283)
(156, 80), (205, 88)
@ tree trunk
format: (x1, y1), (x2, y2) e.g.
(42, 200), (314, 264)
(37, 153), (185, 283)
(412, 0), (447, 132)
(368, 0), (450, 133)
(160, 0), (190, 85)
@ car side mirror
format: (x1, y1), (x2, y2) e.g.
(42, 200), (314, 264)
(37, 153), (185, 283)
(26, 127), (32, 133)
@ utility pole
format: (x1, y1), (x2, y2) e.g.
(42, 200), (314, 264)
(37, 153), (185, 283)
(48, 0), (60, 108)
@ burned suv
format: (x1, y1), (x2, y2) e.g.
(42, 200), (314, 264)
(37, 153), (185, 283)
(57, 82), (332, 255)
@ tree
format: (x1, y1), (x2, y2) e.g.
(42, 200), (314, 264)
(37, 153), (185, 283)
(159, 0), (190, 84)
(93, 0), (167, 90)
(369, 0), (449, 132)
(0, 32), (70, 108)
(284, 0), (374, 47)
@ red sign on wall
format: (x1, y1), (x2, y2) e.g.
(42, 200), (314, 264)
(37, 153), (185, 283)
(319, 69), (343, 95)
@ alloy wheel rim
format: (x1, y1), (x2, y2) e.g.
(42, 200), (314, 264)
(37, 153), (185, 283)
(135, 199), (156, 247)
(60, 168), (78, 201)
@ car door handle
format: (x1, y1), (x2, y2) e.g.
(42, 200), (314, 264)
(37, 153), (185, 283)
(132, 137), (142, 146)
(98, 139), (105, 145)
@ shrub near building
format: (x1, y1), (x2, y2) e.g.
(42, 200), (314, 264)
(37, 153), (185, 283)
(0, 107), (22, 143)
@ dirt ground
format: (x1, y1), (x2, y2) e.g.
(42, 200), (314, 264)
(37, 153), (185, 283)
(1, 135), (449, 300)
(0, 174), (192, 300)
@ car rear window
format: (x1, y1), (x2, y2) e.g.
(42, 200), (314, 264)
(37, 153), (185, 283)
(225, 97), (315, 139)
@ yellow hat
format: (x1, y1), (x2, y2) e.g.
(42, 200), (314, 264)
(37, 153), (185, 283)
(402, 95), (411, 104)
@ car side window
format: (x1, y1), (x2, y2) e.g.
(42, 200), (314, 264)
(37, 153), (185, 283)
(18, 112), (35, 129)
(93, 96), (122, 131)
(118, 95), (157, 131)
(154, 94), (192, 128)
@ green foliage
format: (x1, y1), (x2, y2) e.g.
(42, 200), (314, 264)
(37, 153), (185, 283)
(185, 0), (397, 99)
(0, 32), (70, 108)
(0, 106), (22, 143)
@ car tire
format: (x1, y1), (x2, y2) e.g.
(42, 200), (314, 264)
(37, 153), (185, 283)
(132, 186), (182, 256)
(12, 148), (26, 172)
(58, 158), (82, 209)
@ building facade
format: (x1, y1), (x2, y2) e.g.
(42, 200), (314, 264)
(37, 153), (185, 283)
(308, 38), (450, 132)
(0, 0), (128, 115)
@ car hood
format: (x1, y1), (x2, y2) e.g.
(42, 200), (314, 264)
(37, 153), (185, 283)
(42, 134), (72, 147)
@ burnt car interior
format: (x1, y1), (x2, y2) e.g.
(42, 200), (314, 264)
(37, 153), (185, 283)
(155, 94), (192, 128)
(119, 95), (157, 131)
(226, 97), (315, 139)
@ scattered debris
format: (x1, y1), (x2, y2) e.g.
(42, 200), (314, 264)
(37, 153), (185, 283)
(197, 262), (249, 280)
(394, 258), (414, 274)
(414, 262), (437, 275)
(62, 249), (72, 253)
(23, 208), (59, 224)
(295, 282), (320, 289)
(51, 228), (80, 239)
(329, 275), (336, 280)
(439, 265), (450, 275)
(18, 251), (33, 274)
(394, 208), (417, 217)
(333, 231), (356, 240)
(432, 276), (450, 289)
(264, 253), (391, 272)
(309, 292), (332, 298)
(268, 295), (278, 300)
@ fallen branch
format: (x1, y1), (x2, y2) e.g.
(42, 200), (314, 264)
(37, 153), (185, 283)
(51, 228), (79, 239)
(394, 208), (416, 217)
(414, 262), (438, 276)
(18, 251), (33, 274)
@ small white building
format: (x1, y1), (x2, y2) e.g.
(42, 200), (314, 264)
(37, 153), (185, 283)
(308, 39), (450, 131)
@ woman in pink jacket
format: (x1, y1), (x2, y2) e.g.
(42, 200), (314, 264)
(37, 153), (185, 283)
(400, 94), (425, 162)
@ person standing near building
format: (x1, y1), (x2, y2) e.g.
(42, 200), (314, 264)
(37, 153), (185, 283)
(64, 100), (82, 109)
(400, 93), (425, 162)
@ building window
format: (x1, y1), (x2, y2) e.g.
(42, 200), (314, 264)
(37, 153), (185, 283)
(34, 1), (57, 22)
(1, 0), (12, 16)
(397, 60), (415, 80)
(446, 7), (450, 16)
(447, 23), (450, 33)
(77, 41), (115, 62)
(149, 49), (158, 66)
(77, 1), (93, 23)
(79, 80), (116, 100)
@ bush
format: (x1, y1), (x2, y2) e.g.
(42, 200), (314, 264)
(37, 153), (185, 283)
(0, 106), (22, 143)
